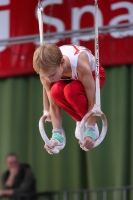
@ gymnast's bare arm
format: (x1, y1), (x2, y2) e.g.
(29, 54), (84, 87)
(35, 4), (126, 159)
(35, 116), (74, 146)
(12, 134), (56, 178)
(40, 76), (63, 152)
(77, 52), (96, 149)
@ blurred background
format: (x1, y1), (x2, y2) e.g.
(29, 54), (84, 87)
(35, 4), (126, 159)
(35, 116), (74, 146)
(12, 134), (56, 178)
(0, 0), (133, 197)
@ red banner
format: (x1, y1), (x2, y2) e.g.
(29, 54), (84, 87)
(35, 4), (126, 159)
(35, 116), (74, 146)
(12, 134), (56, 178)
(0, 0), (133, 77)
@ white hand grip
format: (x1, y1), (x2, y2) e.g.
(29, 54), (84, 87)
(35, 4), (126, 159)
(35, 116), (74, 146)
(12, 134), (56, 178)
(39, 116), (66, 154)
(79, 109), (108, 149)
(43, 110), (51, 122)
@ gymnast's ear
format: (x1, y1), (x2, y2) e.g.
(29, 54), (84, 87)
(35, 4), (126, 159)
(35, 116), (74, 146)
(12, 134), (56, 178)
(60, 57), (65, 65)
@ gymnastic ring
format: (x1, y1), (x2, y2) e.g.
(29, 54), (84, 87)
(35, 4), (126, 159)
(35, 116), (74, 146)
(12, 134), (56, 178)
(79, 110), (108, 149)
(39, 115), (66, 154)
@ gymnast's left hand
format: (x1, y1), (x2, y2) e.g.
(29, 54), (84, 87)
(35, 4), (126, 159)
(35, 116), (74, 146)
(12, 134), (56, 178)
(79, 136), (94, 150)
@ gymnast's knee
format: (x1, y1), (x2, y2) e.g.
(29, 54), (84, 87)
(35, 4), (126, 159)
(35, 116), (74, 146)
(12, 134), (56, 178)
(50, 82), (65, 101)
(64, 80), (84, 101)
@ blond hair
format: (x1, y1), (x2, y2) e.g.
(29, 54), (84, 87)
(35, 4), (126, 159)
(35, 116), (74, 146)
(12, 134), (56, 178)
(33, 43), (63, 73)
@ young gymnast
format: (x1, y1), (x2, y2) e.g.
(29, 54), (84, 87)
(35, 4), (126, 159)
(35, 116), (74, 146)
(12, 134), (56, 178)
(33, 44), (105, 154)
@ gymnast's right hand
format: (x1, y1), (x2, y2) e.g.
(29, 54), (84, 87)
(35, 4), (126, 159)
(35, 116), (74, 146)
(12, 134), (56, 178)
(44, 129), (65, 154)
(44, 139), (58, 154)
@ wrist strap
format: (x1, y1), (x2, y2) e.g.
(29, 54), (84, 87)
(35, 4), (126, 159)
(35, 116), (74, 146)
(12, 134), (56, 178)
(84, 130), (97, 141)
(52, 129), (65, 143)
(52, 133), (64, 143)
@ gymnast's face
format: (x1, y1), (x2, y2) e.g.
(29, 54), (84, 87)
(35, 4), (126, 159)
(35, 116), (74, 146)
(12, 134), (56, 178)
(39, 65), (63, 83)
